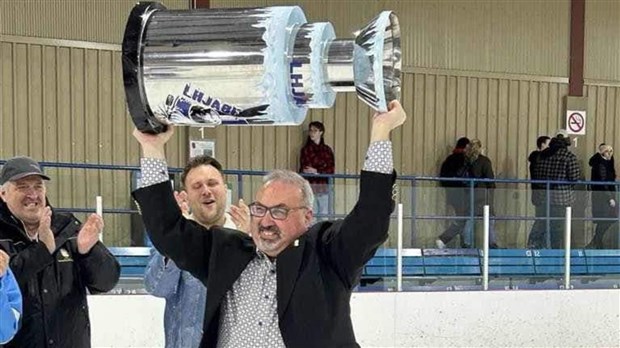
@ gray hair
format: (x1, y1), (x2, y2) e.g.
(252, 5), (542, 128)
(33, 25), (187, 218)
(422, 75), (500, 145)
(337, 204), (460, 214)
(263, 170), (314, 209)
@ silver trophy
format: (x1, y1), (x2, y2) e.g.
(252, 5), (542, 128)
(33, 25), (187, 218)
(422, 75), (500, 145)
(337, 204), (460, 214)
(122, 2), (401, 133)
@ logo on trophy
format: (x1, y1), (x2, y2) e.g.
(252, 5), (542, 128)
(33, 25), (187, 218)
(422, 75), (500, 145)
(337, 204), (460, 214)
(122, 2), (401, 133)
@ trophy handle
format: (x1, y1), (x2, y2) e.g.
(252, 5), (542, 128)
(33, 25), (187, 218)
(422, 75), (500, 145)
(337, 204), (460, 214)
(122, 2), (168, 134)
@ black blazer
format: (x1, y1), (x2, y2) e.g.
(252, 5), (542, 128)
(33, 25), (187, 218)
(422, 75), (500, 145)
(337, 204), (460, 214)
(133, 170), (396, 348)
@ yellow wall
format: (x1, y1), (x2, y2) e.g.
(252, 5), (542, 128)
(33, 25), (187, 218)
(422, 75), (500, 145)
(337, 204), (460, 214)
(1, 0), (619, 246)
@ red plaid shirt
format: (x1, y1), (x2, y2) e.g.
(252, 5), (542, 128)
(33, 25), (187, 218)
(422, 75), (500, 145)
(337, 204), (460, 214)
(299, 140), (335, 194)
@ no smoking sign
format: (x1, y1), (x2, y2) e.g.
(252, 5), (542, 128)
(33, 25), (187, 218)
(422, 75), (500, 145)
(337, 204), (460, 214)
(566, 110), (586, 135)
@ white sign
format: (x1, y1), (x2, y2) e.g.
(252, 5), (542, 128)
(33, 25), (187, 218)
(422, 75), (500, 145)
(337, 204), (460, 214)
(189, 139), (215, 158)
(566, 110), (586, 135)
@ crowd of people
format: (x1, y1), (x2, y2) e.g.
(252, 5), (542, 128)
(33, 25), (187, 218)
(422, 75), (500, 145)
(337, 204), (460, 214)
(0, 97), (617, 346)
(0, 102), (406, 347)
(437, 130), (616, 250)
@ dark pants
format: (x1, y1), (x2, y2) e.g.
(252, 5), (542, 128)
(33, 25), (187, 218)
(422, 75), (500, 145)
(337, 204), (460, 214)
(527, 205), (547, 248)
(527, 205), (567, 248)
(438, 203), (470, 247)
(548, 205), (568, 249)
(588, 220), (615, 248)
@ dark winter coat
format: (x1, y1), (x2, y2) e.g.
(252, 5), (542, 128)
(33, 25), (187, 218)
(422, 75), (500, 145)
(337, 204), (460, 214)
(0, 201), (120, 348)
(589, 153), (617, 218)
(439, 151), (468, 208)
(467, 154), (496, 210)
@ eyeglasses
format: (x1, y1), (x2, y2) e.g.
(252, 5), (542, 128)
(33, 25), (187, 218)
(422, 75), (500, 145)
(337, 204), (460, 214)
(248, 202), (308, 220)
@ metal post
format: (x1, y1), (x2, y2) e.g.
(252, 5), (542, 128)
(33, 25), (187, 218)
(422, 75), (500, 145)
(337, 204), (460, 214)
(397, 203), (403, 292)
(237, 173), (243, 201)
(483, 205), (490, 290)
(617, 183), (620, 249)
(468, 180), (475, 248)
(564, 206), (572, 289)
(328, 176), (334, 219)
(411, 178), (416, 247)
(545, 182), (551, 248)
(96, 196), (103, 242)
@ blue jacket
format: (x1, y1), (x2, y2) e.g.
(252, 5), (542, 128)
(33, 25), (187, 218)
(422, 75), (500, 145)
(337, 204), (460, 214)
(0, 268), (22, 344)
(144, 217), (237, 348)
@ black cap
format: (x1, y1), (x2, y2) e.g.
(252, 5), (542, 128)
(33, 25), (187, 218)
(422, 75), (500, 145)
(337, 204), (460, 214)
(0, 156), (51, 185)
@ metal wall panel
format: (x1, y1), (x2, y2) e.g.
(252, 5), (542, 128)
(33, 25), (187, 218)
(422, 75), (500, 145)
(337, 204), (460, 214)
(0, 36), (188, 246)
(585, 0), (620, 81)
(2, 0), (619, 247)
(0, 0), (190, 44)
(213, 0), (571, 77)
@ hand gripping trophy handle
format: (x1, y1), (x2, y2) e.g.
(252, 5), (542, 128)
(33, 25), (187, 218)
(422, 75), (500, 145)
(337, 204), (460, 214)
(122, 2), (401, 133)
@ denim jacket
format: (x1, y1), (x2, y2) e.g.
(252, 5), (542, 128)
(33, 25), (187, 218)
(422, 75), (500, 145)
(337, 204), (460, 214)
(144, 217), (237, 348)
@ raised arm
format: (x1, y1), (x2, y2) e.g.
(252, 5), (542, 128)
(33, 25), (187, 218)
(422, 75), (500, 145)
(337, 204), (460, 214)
(132, 127), (212, 282)
(321, 100), (406, 288)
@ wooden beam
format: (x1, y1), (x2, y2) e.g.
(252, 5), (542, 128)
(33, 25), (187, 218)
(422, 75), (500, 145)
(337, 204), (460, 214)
(193, 0), (210, 8)
(568, 0), (585, 96)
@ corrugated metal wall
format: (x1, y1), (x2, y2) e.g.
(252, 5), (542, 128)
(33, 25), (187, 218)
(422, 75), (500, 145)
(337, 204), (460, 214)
(0, 36), (189, 245)
(213, 0), (572, 76)
(1, 0), (619, 246)
(0, 0), (190, 43)
(585, 0), (620, 81)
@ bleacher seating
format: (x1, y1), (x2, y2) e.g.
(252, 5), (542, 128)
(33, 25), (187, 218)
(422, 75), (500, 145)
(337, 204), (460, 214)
(108, 247), (151, 278)
(488, 249), (535, 276)
(359, 247), (620, 290)
(108, 247), (620, 291)
(422, 249), (481, 276)
(584, 249), (620, 274)
(532, 249), (588, 275)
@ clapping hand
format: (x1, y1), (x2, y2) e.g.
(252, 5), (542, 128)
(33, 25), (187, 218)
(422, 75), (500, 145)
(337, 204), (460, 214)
(38, 206), (56, 254)
(77, 214), (104, 254)
(229, 199), (251, 234)
(174, 190), (191, 217)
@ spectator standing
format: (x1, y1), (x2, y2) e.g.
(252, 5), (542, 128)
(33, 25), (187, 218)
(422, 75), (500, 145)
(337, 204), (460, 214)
(463, 139), (500, 248)
(527, 135), (551, 248)
(300, 121), (335, 219)
(436, 137), (471, 248)
(532, 130), (581, 248)
(587, 144), (616, 249)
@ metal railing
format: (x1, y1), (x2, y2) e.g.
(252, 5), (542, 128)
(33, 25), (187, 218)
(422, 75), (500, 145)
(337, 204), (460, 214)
(1, 159), (619, 249)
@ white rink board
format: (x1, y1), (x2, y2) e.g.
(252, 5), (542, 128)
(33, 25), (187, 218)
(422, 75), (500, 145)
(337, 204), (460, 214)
(89, 290), (620, 348)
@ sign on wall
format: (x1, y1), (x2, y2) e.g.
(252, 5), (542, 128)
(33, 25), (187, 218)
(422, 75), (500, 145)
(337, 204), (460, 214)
(189, 139), (215, 158)
(566, 110), (586, 135)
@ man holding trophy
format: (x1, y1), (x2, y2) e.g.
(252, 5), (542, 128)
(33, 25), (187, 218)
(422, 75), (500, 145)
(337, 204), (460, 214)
(124, 3), (404, 346)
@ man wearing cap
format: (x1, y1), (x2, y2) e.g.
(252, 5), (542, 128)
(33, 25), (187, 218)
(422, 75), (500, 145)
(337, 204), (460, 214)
(532, 130), (581, 248)
(0, 156), (120, 348)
